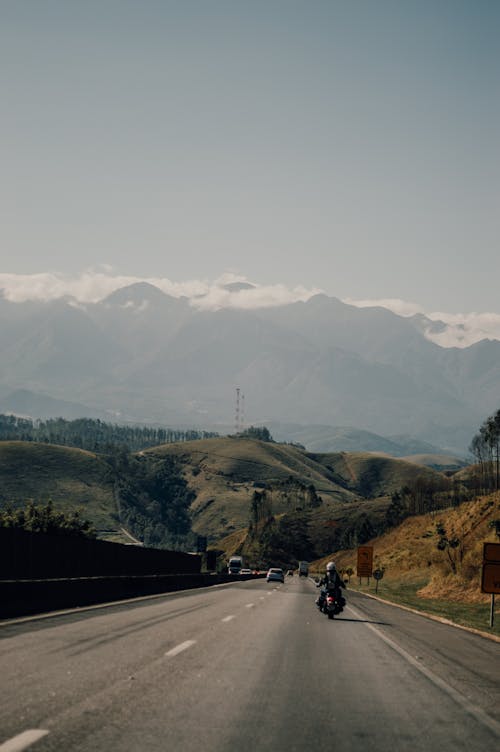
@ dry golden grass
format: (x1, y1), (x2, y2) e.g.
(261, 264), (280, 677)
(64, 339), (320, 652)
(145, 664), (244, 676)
(313, 493), (500, 606)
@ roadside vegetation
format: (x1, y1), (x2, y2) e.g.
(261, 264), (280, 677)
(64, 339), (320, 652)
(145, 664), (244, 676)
(0, 441), (197, 549)
(312, 493), (500, 636)
(0, 500), (96, 538)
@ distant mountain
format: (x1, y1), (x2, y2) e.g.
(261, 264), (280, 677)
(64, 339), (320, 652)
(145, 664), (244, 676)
(0, 285), (498, 451)
(268, 422), (449, 457)
(0, 389), (104, 420)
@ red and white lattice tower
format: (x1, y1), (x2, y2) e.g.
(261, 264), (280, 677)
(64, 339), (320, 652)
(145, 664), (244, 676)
(235, 387), (241, 434)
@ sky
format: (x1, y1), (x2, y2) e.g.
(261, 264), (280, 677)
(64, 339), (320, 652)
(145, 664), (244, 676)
(0, 0), (499, 316)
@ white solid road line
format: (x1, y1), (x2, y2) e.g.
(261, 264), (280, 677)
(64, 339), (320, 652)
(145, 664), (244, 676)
(347, 603), (500, 738)
(221, 615), (236, 622)
(164, 640), (196, 657)
(0, 730), (49, 752)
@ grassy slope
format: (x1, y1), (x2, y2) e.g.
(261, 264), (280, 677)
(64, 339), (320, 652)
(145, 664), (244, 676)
(309, 451), (441, 496)
(400, 453), (467, 471)
(312, 493), (500, 635)
(143, 438), (356, 538)
(145, 439), (447, 539)
(0, 441), (119, 533)
(0, 437), (450, 547)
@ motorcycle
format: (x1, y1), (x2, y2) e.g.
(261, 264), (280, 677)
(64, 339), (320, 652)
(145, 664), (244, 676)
(316, 586), (346, 619)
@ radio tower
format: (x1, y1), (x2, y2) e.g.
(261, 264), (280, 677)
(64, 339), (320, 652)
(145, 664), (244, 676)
(235, 388), (246, 434)
(235, 387), (241, 434)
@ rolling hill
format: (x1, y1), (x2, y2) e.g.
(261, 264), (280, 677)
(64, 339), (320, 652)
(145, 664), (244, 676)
(0, 441), (118, 532)
(0, 437), (453, 550)
(142, 438), (449, 540)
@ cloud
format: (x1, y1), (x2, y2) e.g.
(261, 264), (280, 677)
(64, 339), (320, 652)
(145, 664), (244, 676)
(343, 297), (423, 317)
(0, 269), (143, 303)
(421, 311), (500, 348)
(191, 274), (321, 311)
(345, 296), (500, 348)
(0, 269), (321, 310)
(1, 270), (499, 348)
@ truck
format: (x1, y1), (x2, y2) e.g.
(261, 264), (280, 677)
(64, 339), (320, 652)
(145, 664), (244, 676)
(298, 561), (309, 577)
(228, 555), (244, 575)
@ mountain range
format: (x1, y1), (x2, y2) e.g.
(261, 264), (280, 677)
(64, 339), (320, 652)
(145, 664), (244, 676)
(0, 282), (498, 453)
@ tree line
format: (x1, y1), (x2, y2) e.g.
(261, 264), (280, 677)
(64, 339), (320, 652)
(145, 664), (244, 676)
(469, 408), (500, 492)
(0, 500), (96, 538)
(0, 414), (218, 453)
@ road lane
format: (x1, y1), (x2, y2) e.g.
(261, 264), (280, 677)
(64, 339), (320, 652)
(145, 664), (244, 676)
(345, 590), (500, 720)
(1, 577), (498, 751)
(0, 581), (266, 742)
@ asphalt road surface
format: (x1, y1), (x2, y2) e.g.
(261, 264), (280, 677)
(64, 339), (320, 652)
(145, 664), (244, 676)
(1, 577), (499, 751)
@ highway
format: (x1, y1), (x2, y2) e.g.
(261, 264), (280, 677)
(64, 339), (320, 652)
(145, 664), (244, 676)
(0, 577), (498, 751)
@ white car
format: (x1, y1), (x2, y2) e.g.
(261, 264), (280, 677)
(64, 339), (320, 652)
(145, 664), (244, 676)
(266, 568), (284, 583)
(240, 568), (252, 575)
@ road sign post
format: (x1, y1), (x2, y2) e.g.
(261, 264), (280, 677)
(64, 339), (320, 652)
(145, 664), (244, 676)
(357, 546), (373, 584)
(481, 542), (500, 628)
(373, 568), (384, 594)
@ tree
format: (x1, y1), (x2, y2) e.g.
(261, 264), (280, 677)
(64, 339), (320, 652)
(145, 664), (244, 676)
(385, 491), (407, 528)
(470, 409), (500, 492)
(488, 519), (500, 540)
(250, 490), (273, 526)
(0, 500), (96, 539)
(240, 426), (274, 442)
(435, 521), (462, 574)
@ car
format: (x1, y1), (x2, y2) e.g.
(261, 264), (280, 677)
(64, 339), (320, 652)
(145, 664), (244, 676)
(266, 567), (284, 583)
(239, 568), (252, 575)
(286, 569), (294, 576)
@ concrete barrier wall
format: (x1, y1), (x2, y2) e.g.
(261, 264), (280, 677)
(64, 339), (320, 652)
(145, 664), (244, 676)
(0, 573), (266, 619)
(0, 528), (200, 579)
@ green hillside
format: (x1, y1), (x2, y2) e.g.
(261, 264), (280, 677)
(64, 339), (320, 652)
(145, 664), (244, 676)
(309, 451), (442, 497)
(0, 441), (118, 532)
(145, 438), (450, 545)
(400, 454), (467, 472)
(0, 437), (454, 554)
(143, 437), (355, 538)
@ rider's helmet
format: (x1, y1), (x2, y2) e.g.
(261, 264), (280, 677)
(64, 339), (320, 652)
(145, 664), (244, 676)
(326, 561), (336, 572)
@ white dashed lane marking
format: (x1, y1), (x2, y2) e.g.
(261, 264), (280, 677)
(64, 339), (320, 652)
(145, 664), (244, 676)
(165, 640), (196, 657)
(221, 615), (236, 622)
(0, 730), (49, 752)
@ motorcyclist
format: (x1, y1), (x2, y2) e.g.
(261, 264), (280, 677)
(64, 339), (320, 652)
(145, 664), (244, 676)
(316, 561), (346, 612)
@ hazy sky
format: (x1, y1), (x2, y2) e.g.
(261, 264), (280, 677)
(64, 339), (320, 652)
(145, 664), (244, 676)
(1, 0), (499, 312)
